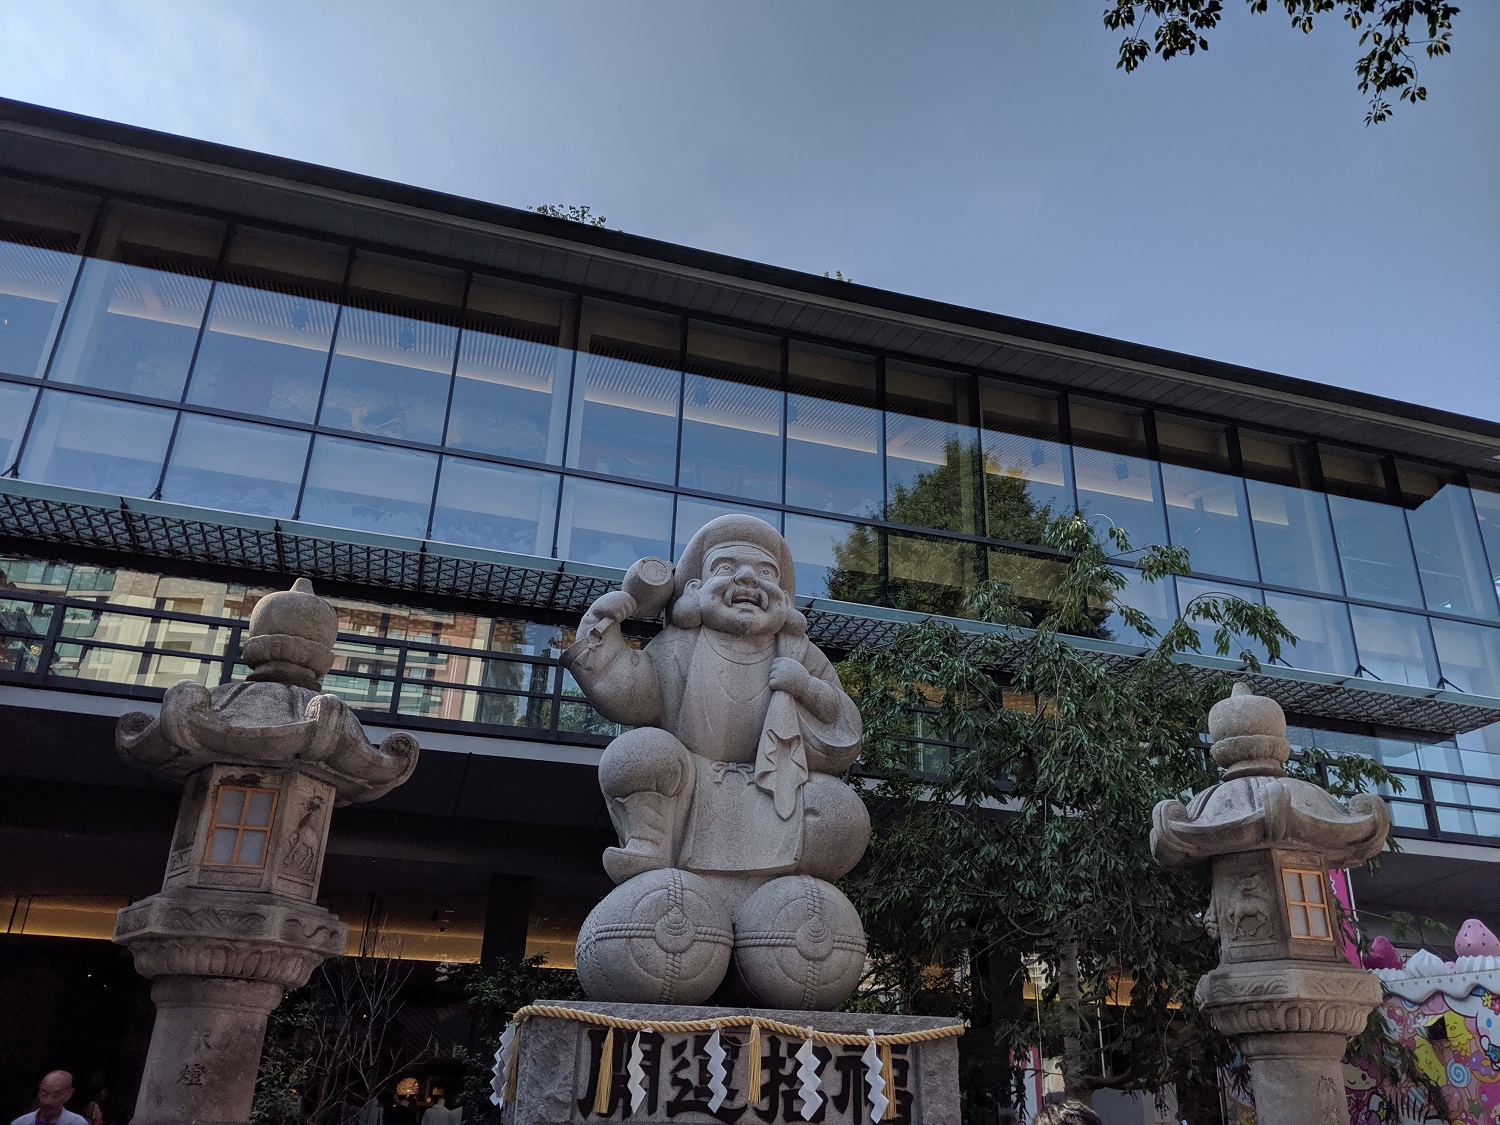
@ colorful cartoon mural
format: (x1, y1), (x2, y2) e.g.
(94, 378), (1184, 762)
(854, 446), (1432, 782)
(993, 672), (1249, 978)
(1225, 917), (1500, 1125)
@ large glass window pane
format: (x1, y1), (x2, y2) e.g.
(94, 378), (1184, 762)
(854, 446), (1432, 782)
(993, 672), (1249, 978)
(1430, 619), (1500, 697)
(1176, 576), (1266, 661)
(785, 344), (880, 517)
(446, 278), (573, 464)
(159, 414), (309, 518)
(18, 390), (173, 497)
(1348, 604), (1440, 688)
(1397, 465), (1498, 620)
(1327, 494), (1423, 608)
(987, 547), (1068, 623)
(1263, 592), (1357, 675)
(678, 324), (782, 503)
(0, 382), (37, 473)
(1245, 479), (1343, 595)
(319, 254), (462, 445)
(567, 303), (680, 485)
(185, 228), (346, 423)
(1069, 398), (1166, 552)
(783, 513), (880, 606)
(888, 531), (979, 617)
(1155, 413), (1234, 474)
(429, 458), (559, 555)
(0, 180), (94, 379)
(1101, 566), (1178, 647)
(673, 497), (782, 562)
(979, 379), (1072, 545)
(49, 204), (224, 399)
(884, 364), (981, 535)
(1161, 464), (1257, 581)
(298, 436), (437, 539)
(1471, 482), (1500, 611)
(555, 478), (672, 567)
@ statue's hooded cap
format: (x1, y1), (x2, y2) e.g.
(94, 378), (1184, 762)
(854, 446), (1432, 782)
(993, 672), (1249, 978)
(675, 514), (795, 601)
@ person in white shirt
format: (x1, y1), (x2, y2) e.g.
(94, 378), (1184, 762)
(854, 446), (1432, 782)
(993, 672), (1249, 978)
(12, 1071), (89, 1125)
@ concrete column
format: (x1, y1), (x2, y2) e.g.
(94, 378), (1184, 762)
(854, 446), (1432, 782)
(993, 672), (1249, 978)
(481, 872), (534, 965)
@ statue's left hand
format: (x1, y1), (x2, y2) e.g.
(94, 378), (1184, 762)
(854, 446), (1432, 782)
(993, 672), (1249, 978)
(769, 656), (812, 701)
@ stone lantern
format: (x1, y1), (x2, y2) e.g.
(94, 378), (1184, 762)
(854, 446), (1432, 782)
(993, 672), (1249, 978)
(113, 578), (419, 1125)
(1152, 683), (1390, 1125)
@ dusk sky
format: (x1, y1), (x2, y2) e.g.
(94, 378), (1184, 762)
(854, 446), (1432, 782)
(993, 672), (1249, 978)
(3, 2), (1496, 419)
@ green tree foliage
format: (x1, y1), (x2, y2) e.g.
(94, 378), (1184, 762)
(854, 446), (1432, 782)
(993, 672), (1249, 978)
(531, 204), (608, 227)
(1103, 1), (1460, 123)
(839, 515), (1397, 1122)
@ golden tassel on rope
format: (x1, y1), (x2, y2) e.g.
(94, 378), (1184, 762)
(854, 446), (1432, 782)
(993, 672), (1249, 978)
(878, 1042), (895, 1122)
(745, 1020), (763, 1105)
(592, 1026), (615, 1115)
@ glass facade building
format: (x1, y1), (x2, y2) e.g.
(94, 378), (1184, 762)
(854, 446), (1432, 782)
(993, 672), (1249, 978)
(1, 97), (1498, 1110)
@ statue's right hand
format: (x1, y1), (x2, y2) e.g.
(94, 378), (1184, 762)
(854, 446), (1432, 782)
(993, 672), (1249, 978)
(584, 590), (638, 627)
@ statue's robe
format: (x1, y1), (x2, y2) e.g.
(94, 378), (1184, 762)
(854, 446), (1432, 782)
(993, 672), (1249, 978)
(565, 624), (861, 875)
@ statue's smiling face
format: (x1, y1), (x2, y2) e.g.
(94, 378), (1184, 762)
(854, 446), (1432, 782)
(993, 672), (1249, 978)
(695, 543), (787, 636)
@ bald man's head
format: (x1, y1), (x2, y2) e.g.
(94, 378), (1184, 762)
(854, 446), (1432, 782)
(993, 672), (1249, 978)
(37, 1071), (74, 1115)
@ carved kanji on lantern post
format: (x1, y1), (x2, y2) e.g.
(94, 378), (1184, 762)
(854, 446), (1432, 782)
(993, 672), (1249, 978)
(1152, 683), (1390, 1125)
(113, 578), (419, 1125)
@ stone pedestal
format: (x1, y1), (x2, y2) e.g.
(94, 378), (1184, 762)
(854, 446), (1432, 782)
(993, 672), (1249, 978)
(113, 578), (419, 1125)
(502, 1001), (961, 1125)
(1152, 684), (1390, 1125)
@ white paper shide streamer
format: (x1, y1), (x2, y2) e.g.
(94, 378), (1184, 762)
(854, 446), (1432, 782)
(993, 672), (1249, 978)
(627, 1026), (654, 1113)
(705, 1027), (730, 1112)
(489, 1021), (517, 1107)
(794, 1037), (823, 1121)
(863, 1029), (889, 1123)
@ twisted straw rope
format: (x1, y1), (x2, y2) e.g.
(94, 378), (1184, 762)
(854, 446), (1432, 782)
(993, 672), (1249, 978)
(511, 1003), (965, 1046)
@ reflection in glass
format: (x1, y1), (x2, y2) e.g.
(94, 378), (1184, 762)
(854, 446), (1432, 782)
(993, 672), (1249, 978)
(1161, 463), (1257, 581)
(1430, 618), (1500, 697)
(673, 497), (782, 562)
(1348, 604), (1439, 687)
(887, 531), (978, 617)
(555, 478), (672, 567)
(0, 382), (37, 472)
(1328, 495), (1423, 608)
(1103, 567), (1177, 647)
(1404, 484), (1498, 619)
(446, 280), (572, 464)
(320, 306), (457, 444)
(429, 458), (559, 555)
(884, 366), (981, 535)
(185, 227), (345, 422)
(980, 430), (1071, 545)
(987, 547), (1067, 622)
(1263, 592), (1356, 675)
(160, 414), (309, 518)
(1176, 576), (1266, 662)
(1246, 480), (1343, 595)
(48, 205), (223, 399)
(786, 345), (880, 517)
(1471, 485), (1500, 610)
(298, 436), (437, 539)
(568, 304), (681, 485)
(18, 390), (174, 497)
(1073, 447), (1166, 552)
(0, 181), (92, 378)
(319, 254), (462, 445)
(678, 326), (782, 503)
(783, 513), (880, 605)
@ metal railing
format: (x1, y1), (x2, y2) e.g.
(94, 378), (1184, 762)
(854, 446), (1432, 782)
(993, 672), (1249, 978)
(0, 588), (618, 745)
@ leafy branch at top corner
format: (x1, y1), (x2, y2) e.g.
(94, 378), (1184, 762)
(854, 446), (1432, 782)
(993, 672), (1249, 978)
(1101, 1), (1460, 124)
(823, 270), (853, 282)
(532, 204), (608, 228)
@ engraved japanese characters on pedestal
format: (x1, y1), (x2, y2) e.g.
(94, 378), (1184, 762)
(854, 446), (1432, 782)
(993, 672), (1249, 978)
(1152, 683), (1391, 1125)
(564, 516), (871, 1010)
(113, 578), (419, 1125)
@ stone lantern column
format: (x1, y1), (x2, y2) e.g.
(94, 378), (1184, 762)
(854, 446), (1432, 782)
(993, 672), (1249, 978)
(112, 578), (420, 1125)
(1152, 684), (1390, 1125)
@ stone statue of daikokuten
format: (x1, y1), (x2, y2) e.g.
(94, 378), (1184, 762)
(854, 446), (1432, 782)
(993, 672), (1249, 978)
(563, 515), (872, 1010)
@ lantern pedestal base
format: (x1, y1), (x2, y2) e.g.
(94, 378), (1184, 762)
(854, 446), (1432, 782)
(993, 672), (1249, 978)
(501, 1001), (961, 1124)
